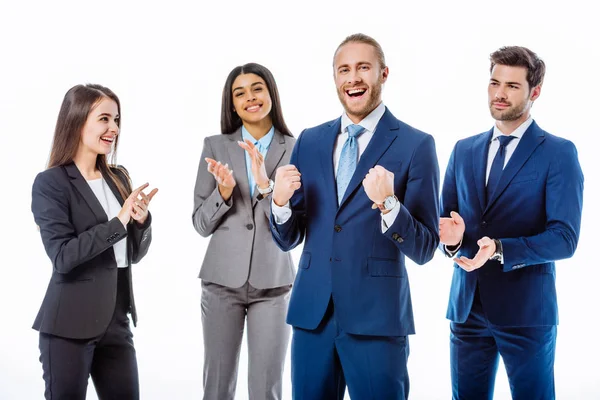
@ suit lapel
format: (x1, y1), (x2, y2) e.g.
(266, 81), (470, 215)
(226, 128), (252, 215)
(471, 129), (493, 213)
(485, 121), (545, 212)
(338, 108), (397, 209)
(320, 118), (341, 212)
(64, 163), (108, 223)
(251, 130), (287, 207)
(103, 170), (125, 206)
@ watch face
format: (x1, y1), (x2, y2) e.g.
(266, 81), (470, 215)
(384, 196), (396, 210)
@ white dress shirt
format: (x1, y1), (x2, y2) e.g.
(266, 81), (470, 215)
(87, 178), (128, 268)
(272, 102), (400, 232)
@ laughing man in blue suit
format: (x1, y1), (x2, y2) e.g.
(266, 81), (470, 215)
(439, 46), (584, 400)
(269, 33), (440, 399)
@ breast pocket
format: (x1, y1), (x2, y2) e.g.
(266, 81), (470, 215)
(298, 252), (311, 269)
(511, 172), (538, 184)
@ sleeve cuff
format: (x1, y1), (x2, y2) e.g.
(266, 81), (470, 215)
(271, 200), (292, 224)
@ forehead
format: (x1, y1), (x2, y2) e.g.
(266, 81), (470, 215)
(92, 97), (118, 115)
(334, 42), (378, 67)
(491, 64), (528, 83)
(232, 73), (266, 90)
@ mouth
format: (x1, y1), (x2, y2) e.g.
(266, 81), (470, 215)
(345, 87), (367, 99)
(245, 104), (262, 113)
(492, 102), (510, 109)
(100, 135), (115, 145)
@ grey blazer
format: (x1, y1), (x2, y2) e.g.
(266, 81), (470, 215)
(193, 128), (296, 289)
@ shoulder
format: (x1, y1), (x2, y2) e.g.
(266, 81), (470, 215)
(204, 133), (234, 147)
(33, 166), (67, 188)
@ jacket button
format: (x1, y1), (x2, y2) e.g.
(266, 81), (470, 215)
(481, 221), (487, 227)
(334, 225), (342, 232)
(246, 224), (253, 230)
(392, 233), (400, 240)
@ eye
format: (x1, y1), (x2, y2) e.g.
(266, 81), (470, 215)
(234, 92), (244, 97)
(339, 67), (349, 74)
(100, 116), (109, 122)
(359, 65), (369, 70)
(254, 86), (263, 92)
(114, 117), (120, 125)
(509, 85), (519, 89)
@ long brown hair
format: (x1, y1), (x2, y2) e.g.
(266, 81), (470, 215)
(220, 63), (293, 136)
(48, 84), (131, 199)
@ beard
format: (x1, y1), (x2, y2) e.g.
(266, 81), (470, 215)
(489, 98), (528, 121)
(337, 81), (383, 120)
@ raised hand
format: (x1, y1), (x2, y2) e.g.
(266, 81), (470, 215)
(439, 211), (465, 246)
(205, 157), (236, 201)
(238, 139), (269, 189)
(273, 165), (301, 206)
(362, 165), (394, 209)
(118, 183), (159, 227)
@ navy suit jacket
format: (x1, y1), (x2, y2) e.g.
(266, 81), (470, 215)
(441, 121), (583, 327)
(271, 108), (440, 336)
(31, 163), (152, 339)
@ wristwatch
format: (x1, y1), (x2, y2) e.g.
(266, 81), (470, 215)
(490, 238), (503, 262)
(377, 195), (398, 212)
(257, 179), (274, 195)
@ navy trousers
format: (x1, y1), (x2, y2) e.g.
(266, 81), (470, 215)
(450, 285), (556, 400)
(291, 298), (410, 400)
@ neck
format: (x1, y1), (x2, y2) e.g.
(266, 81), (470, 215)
(495, 112), (531, 135)
(347, 101), (381, 125)
(73, 147), (101, 180)
(243, 118), (273, 141)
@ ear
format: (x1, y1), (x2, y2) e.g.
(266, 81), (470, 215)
(381, 66), (389, 83)
(530, 84), (542, 102)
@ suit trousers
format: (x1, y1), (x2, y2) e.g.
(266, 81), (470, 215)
(450, 284), (556, 400)
(201, 280), (291, 400)
(38, 267), (138, 400)
(291, 298), (410, 400)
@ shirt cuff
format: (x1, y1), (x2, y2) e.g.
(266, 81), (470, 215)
(271, 200), (292, 224)
(381, 201), (401, 233)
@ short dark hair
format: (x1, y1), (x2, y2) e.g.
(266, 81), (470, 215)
(490, 46), (546, 89)
(334, 33), (386, 70)
(220, 63), (292, 137)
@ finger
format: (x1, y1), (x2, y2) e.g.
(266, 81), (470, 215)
(374, 165), (387, 175)
(205, 157), (217, 166)
(146, 188), (159, 202)
(130, 183), (149, 198)
(450, 211), (464, 225)
(291, 182), (302, 190)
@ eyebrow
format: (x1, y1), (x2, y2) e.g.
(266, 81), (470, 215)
(490, 78), (522, 86)
(98, 113), (119, 118)
(233, 82), (265, 92)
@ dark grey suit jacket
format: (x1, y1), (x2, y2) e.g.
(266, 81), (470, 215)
(193, 129), (295, 289)
(31, 163), (152, 339)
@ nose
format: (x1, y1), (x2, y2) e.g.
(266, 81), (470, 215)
(108, 120), (119, 134)
(347, 69), (362, 85)
(494, 88), (507, 101)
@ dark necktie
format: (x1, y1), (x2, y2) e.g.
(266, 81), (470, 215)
(486, 135), (516, 204)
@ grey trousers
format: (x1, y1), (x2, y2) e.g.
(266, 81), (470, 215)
(201, 281), (291, 400)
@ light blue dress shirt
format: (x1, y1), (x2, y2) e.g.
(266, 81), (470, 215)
(241, 125), (274, 197)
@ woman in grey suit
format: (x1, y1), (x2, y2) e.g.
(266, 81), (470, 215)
(192, 63), (296, 400)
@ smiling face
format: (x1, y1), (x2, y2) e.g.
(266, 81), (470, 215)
(231, 73), (273, 126)
(79, 97), (120, 156)
(334, 41), (388, 123)
(488, 64), (540, 123)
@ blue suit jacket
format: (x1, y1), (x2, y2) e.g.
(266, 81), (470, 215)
(271, 108), (440, 336)
(441, 121), (584, 327)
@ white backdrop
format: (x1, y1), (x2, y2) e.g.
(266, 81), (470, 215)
(1, 0), (598, 398)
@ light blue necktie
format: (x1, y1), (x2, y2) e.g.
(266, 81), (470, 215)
(336, 124), (365, 205)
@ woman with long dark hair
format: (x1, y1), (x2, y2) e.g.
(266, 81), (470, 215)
(192, 63), (295, 400)
(31, 84), (157, 399)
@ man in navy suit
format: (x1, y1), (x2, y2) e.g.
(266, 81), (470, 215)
(270, 33), (440, 399)
(439, 46), (584, 400)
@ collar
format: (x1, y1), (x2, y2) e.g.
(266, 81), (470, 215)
(341, 102), (386, 134)
(492, 116), (533, 141)
(241, 125), (275, 149)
